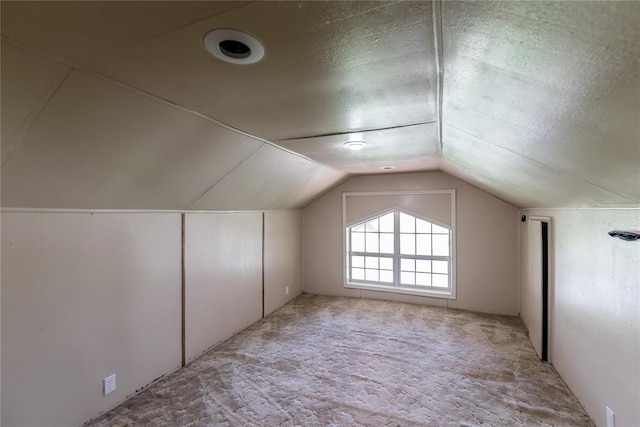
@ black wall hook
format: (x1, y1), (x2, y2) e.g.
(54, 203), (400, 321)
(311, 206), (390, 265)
(608, 231), (640, 241)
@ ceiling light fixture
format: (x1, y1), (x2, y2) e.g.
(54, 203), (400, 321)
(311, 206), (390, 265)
(343, 141), (367, 151)
(203, 29), (265, 64)
(381, 166), (395, 170)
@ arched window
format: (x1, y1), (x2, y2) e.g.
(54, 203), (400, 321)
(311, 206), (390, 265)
(347, 209), (452, 292)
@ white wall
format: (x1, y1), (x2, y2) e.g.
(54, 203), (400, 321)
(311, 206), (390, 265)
(264, 211), (303, 316)
(520, 208), (640, 427)
(184, 212), (263, 362)
(303, 171), (519, 315)
(1, 212), (182, 427)
(2, 209), (304, 426)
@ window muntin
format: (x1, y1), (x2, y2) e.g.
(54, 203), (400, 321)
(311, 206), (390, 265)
(348, 211), (395, 283)
(347, 210), (451, 292)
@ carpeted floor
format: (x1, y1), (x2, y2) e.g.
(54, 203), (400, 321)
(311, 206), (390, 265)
(86, 294), (594, 426)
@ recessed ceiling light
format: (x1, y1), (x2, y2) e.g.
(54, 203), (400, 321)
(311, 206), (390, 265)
(203, 29), (265, 65)
(381, 166), (395, 170)
(343, 141), (367, 151)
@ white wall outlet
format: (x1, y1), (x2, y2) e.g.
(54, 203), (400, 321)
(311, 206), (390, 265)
(606, 406), (615, 427)
(103, 374), (116, 396)
(285, 286), (289, 295)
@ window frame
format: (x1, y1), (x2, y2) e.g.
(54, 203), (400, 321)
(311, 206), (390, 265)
(342, 190), (456, 300)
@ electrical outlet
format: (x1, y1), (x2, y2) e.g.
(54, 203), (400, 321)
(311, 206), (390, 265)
(606, 406), (615, 427)
(285, 286), (289, 295)
(104, 374), (116, 396)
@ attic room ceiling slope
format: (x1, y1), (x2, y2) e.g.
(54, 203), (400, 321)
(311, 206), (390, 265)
(0, 1), (252, 63)
(1, 66), (264, 209)
(50, 0), (441, 174)
(51, 1), (439, 142)
(0, 42), (72, 166)
(0, 37), (347, 210)
(1, 1), (639, 210)
(440, 1), (640, 207)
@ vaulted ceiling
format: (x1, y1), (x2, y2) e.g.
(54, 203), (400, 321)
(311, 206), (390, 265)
(2, 1), (638, 209)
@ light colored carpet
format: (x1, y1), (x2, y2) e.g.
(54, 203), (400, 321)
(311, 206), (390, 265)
(86, 294), (593, 426)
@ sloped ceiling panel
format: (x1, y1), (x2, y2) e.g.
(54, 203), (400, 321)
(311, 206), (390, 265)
(57, 1), (437, 141)
(441, 1), (640, 206)
(188, 145), (323, 211)
(442, 125), (632, 208)
(271, 166), (348, 210)
(0, 41), (71, 165)
(2, 1), (638, 210)
(276, 122), (440, 174)
(1, 64), (265, 209)
(1, 1), (435, 210)
(0, 1), (249, 65)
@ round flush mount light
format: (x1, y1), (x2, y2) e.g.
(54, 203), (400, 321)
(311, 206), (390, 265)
(343, 141), (367, 151)
(203, 29), (265, 64)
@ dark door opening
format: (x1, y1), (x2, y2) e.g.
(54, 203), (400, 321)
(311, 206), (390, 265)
(541, 222), (549, 362)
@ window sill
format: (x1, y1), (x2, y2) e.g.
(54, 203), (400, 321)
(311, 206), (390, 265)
(344, 282), (455, 300)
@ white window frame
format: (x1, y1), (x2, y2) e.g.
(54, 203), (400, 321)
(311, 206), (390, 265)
(342, 190), (456, 300)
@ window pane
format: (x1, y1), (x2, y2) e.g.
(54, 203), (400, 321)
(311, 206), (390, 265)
(400, 234), (415, 255)
(379, 257), (393, 270)
(432, 224), (449, 234)
(352, 256), (364, 268)
(416, 218), (431, 233)
(365, 256), (379, 269)
(433, 274), (448, 288)
(379, 233), (394, 254)
(379, 212), (394, 232)
(349, 210), (454, 291)
(433, 235), (449, 256)
(352, 223), (365, 232)
(400, 213), (415, 233)
(400, 271), (415, 285)
(416, 234), (432, 256)
(400, 271), (416, 285)
(365, 233), (379, 253)
(416, 259), (431, 272)
(380, 270), (394, 283)
(433, 260), (448, 274)
(365, 218), (379, 232)
(401, 258), (415, 272)
(416, 273), (431, 286)
(351, 232), (365, 252)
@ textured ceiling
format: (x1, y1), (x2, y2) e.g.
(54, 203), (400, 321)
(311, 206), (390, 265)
(1, 1), (638, 210)
(441, 1), (640, 207)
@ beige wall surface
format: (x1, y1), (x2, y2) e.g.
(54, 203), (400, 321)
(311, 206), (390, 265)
(1, 212), (182, 427)
(2, 209), (305, 426)
(264, 211), (303, 316)
(303, 171), (519, 315)
(520, 208), (640, 427)
(344, 193), (452, 227)
(184, 212), (263, 362)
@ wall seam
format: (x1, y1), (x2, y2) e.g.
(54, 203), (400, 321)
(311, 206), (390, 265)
(181, 213), (186, 367)
(431, 0), (444, 154)
(262, 212), (266, 318)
